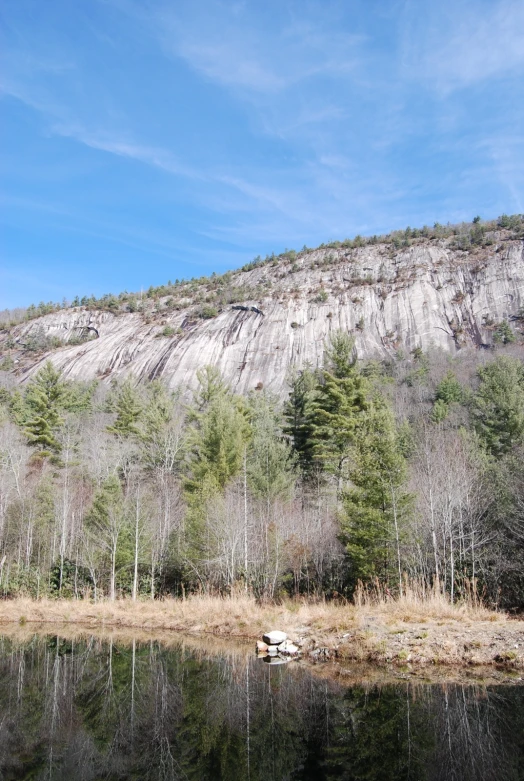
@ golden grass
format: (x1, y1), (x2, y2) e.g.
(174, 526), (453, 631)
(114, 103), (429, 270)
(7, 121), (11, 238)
(352, 579), (503, 624)
(0, 586), (504, 641)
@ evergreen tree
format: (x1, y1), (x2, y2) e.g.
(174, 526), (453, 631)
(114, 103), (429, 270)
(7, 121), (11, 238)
(300, 331), (372, 489)
(192, 365), (228, 411)
(435, 370), (463, 404)
(185, 392), (250, 494)
(21, 361), (68, 452)
(283, 366), (318, 472)
(472, 356), (524, 456)
(340, 404), (411, 589)
(247, 392), (296, 502)
(183, 372), (251, 573)
(107, 378), (143, 437)
(324, 330), (356, 378)
(493, 320), (515, 345)
(139, 381), (184, 472)
(308, 366), (370, 490)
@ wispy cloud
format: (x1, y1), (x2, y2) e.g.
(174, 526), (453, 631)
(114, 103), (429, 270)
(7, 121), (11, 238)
(402, 0), (524, 93)
(153, 2), (364, 95)
(3, 0), (524, 307)
(1, 79), (201, 181)
(52, 123), (201, 179)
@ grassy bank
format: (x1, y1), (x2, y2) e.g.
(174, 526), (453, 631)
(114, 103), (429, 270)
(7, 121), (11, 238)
(0, 589), (523, 671)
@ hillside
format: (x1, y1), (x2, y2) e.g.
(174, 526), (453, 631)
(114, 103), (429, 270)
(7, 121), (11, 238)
(1, 219), (523, 395)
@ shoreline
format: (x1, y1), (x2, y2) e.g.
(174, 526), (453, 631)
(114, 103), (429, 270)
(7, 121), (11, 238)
(0, 595), (523, 675)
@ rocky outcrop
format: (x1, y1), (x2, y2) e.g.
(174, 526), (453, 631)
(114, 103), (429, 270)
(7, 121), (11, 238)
(2, 237), (523, 396)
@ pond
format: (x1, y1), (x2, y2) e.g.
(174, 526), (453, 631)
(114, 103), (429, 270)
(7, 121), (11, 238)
(0, 632), (523, 780)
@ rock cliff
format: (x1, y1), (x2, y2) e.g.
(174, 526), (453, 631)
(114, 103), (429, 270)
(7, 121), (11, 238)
(2, 234), (523, 396)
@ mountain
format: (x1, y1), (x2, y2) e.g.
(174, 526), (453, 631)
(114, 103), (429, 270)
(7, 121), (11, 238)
(1, 222), (523, 395)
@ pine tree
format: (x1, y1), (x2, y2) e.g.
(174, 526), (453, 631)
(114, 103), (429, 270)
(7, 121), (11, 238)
(436, 370), (463, 404)
(283, 366), (318, 472)
(308, 366), (371, 491)
(139, 381), (184, 472)
(299, 332), (371, 490)
(183, 373), (251, 575)
(107, 378), (143, 437)
(340, 404), (411, 589)
(324, 330), (356, 378)
(493, 320), (515, 345)
(192, 365), (228, 411)
(247, 392), (296, 503)
(21, 361), (68, 453)
(472, 356), (524, 456)
(185, 392), (250, 493)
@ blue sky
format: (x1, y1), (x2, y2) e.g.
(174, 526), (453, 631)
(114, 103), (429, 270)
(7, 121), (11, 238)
(1, 0), (523, 308)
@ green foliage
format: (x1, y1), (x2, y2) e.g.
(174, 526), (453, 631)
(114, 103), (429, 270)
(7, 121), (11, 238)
(86, 475), (124, 533)
(198, 305), (218, 319)
(324, 331), (356, 379)
(431, 397), (450, 423)
(139, 381), (184, 472)
(185, 372), (250, 494)
(493, 320), (515, 345)
(85, 475), (131, 596)
(431, 371), (464, 421)
(283, 367), (318, 472)
(472, 356), (524, 456)
(436, 371), (463, 404)
(20, 362), (69, 452)
(107, 378), (143, 437)
(192, 365), (229, 411)
(247, 392), (296, 501)
(307, 338), (370, 485)
(0, 355), (14, 371)
(341, 405), (411, 587)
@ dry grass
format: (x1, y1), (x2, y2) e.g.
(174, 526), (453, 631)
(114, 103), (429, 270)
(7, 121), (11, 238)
(352, 579), (503, 624)
(1, 590), (521, 672)
(0, 585), (504, 640)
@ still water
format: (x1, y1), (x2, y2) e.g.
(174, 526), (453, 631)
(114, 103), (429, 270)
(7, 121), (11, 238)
(0, 633), (523, 781)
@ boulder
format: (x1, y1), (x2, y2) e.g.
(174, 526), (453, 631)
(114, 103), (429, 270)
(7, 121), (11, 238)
(263, 630), (287, 645)
(278, 641), (299, 656)
(256, 640), (268, 653)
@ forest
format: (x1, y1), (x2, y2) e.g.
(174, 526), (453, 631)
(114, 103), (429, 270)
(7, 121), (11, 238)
(0, 332), (523, 609)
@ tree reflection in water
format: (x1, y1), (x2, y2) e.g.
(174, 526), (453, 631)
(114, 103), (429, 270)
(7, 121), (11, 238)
(0, 634), (522, 780)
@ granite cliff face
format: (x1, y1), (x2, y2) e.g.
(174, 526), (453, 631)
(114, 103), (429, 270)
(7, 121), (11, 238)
(2, 236), (523, 396)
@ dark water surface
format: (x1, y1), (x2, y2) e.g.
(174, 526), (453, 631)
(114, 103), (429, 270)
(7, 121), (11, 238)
(0, 633), (523, 781)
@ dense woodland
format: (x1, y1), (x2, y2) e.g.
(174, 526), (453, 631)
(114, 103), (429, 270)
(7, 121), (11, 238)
(0, 330), (523, 608)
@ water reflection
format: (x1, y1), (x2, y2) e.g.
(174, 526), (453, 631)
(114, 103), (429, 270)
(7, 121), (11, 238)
(0, 633), (522, 780)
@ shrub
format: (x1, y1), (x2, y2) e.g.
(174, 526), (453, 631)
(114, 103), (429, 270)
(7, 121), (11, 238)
(493, 321), (515, 345)
(198, 306), (218, 319)
(313, 289), (328, 303)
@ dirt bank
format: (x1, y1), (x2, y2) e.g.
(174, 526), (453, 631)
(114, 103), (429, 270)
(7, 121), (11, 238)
(0, 595), (523, 674)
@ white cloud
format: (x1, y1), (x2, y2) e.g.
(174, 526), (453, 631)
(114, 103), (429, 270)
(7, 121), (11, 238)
(52, 123), (201, 180)
(404, 0), (524, 92)
(153, 2), (364, 95)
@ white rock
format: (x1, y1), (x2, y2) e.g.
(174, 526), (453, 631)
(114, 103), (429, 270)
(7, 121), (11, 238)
(11, 243), (523, 398)
(278, 642), (299, 655)
(263, 630), (287, 645)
